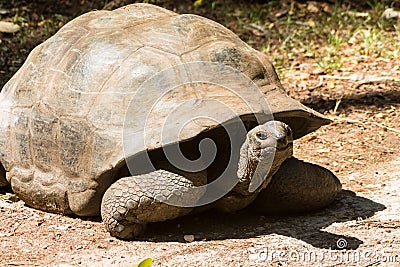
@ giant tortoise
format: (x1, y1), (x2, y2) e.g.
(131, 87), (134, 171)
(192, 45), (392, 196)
(0, 3), (341, 239)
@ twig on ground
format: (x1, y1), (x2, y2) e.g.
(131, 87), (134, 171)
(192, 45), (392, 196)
(333, 99), (341, 114)
(249, 23), (266, 32)
(310, 76), (324, 89)
(331, 117), (400, 134)
(320, 74), (399, 85)
(6, 263), (38, 266)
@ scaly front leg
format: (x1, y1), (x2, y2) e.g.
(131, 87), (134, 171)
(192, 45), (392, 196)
(101, 168), (206, 240)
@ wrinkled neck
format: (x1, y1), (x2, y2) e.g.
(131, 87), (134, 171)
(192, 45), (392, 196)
(235, 139), (262, 195)
(235, 138), (281, 195)
(237, 139), (256, 180)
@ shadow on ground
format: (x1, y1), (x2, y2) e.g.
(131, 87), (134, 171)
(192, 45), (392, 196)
(0, 184), (12, 194)
(302, 87), (400, 113)
(139, 190), (385, 250)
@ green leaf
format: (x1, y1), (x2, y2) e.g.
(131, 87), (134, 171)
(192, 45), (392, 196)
(193, 0), (203, 8)
(0, 193), (19, 202)
(136, 258), (153, 267)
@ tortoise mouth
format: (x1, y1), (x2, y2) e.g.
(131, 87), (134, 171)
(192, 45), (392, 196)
(276, 142), (293, 152)
(261, 139), (293, 153)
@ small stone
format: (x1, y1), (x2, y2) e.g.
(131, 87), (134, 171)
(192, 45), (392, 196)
(0, 21), (20, 33)
(97, 244), (107, 249)
(382, 8), (400, 19)
(183, 234), (195, 242)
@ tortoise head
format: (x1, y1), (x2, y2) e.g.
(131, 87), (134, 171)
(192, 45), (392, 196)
(236, 120), (293, 195)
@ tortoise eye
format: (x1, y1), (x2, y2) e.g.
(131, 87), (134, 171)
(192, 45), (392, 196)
(256, 131), (268, 140)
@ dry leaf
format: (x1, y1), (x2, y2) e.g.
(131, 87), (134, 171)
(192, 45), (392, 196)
(307, 2), (320, 13)
(321, 3), (332, 13)
(327, 79), (335, 89)
(307, 20), (315, 27)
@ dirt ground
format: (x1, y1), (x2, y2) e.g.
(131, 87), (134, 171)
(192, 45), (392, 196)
(1, 1), (399, 266)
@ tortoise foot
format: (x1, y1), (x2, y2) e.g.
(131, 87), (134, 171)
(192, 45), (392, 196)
(249, 157), (342, 214)
(101, 169), (206, 240)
